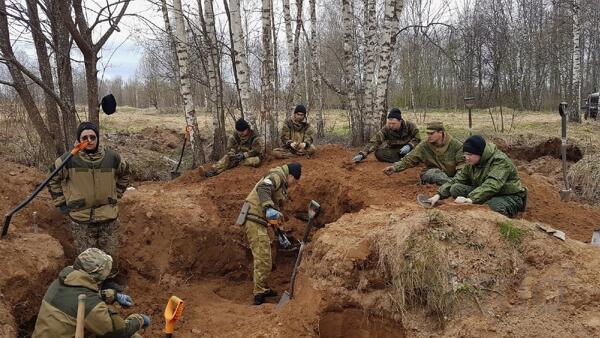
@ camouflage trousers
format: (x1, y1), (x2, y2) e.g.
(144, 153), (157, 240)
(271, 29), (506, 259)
(272, 144), (316, 159)
(71, 219), (120, 272)
(245, 219), (272, 295)
(374, 148), (407, 163)
(421, 168), (451, 186)
(448, 183), (525, 218)
(213, 154), (261, 174)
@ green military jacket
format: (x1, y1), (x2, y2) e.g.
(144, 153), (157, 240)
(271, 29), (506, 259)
(438, 143), (526, 203)
(392, 134), (465, 176)
(245, 165), (290, 222)
(32, 267), (143, 338)
(227, 130), (264, 159)
(48, 147), (130, 223)
(280, 118), (314, 147)
(362, 121), (420, 154)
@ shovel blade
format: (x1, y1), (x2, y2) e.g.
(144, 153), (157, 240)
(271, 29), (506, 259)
(276, 291), (291, 309)
(170, 171), (181, 180)
(592, 230), (600, 246)
(559, 189), (572, 202)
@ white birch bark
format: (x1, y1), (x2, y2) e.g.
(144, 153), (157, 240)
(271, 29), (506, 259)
(171, 0), (206, 166)
(291, 0), (304, 104)
(374, 0), (402, 125)
(362, 0), (378, 140)
(569, 0), (581, 122)
(229, 0), (254, 126)
(309, 0), (324, 136)
(261, 0), (276, 142)
(282, 0), (295, 114)
(342, 0), (361, 145)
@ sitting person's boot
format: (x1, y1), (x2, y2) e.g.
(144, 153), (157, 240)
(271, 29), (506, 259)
(204, 169), (219, 177)
(253, 293), (266, 305)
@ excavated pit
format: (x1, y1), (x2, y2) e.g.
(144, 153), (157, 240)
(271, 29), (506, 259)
(318, 308), (405, 338)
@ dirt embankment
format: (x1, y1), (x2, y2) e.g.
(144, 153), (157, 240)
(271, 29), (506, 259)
(2, 142), (600, 337)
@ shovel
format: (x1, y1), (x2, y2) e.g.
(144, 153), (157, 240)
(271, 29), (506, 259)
(164, 295), (184, 337)
(170, 126), (191, 179)
(2, 141), (90, 238)
(277, 200), (321, 309)
(558, 102), (572, 201)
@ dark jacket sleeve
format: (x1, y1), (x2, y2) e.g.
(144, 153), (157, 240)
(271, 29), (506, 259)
(438, 166), (471, 199)
(393, 142), (425, 172)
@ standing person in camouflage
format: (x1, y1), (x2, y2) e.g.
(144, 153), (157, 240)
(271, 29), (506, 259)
(48, 122), (130, 282)
(205, 118), (265, 177)
(236, 163), (302, 305)
(426, 135), (527, 217)
(352, 108), (420, 163)
(32, 248), (150, 338)
(272, 105), (316, 158)
(383, 121), (464, 185)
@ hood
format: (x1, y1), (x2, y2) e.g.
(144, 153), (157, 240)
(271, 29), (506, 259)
(58, 266), (100, 292)
(478, 142), (497, 165)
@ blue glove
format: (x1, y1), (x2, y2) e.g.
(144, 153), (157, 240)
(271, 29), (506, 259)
(265, 208), (281, 220)
(352, 153), (365, 162)
(58, 204), (69, 215)
(141, 314), (151, 328)
(116, 293), (133, 307)
(399, 144), (412, 156)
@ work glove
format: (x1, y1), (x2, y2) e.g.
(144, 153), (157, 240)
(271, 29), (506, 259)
(116, 293), (133, 307)
(298, 142), (307, 149)
(265, 208), (282, 220)
(352, 153), (365, 162)
(454, 196), (473, 204)
(232, 153), (245, 162)
(141, 314), (151, 328)
(428, 194), (441, 207)
(290, 142), (298, 149)
(57, 204), (69, 215)
(383, 166), (395, 176)
(399, 144), (412, 156)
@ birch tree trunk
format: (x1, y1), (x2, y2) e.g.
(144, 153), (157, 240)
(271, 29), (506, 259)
(229, 0), (254, 125)
(569, 0), (581, 122)
(203, 0), (227, 160)
(261, 0), (276, 143)
(309, 0), (324, 137)
(282, 0), (295, 115)
(291, 0), (304, 104)
(342, 0), (362, 145)
(362, 0), (378, 141)
(171, 0), (206, 166)
(374, 0), (402, 126)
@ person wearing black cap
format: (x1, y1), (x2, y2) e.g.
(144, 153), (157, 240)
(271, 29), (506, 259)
(352, 107), (420, 163)
(48, 121), (130, 282)
(205, 118), (265, 177)
(236, 163), (302, 305)
(425, 135), (527, 217)
(272, 104), (316, 158)
(383, 121), (465, 185)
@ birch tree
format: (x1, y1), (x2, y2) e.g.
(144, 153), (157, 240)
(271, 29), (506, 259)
(569, 0), (581, 122)
(361, 0), (378, 140)
(170, 0), (206, 166)
(261, 0), (276, 141)
(342, 0), (362, 145)
(228, 0), (254, 125)
(309, 0), (324, 137)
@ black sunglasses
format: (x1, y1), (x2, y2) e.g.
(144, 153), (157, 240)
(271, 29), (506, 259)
(81, 135), (97, 141)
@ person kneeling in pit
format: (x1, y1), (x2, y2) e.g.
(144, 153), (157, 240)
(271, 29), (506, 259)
(425, 135), (527, 217)
(33, 248), (150, 338)
(383, 121), (464, 185)
(205, 118), (264, 177)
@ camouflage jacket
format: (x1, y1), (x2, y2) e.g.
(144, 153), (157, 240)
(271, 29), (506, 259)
(245, 165), (290, 221)
(227, 130), (264, 159)
(392, 134), (465, 176)
(280, 118), (315, 147)
(362, 121), (420, 155)
(32, 267), (143, 338)
(438, 143), (526, 203)
(47, 147), (130, 223)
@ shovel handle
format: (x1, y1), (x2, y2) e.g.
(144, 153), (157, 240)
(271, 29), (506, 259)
(75, 294), (86, 338)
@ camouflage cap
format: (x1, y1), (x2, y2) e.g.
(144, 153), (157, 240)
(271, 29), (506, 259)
(73, 248), (113, 282)
(426, 121), (445, 132)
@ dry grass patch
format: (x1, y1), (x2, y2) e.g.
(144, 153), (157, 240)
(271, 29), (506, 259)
(568, 153), (600, 204)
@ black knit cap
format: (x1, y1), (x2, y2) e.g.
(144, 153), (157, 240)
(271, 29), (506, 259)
(77, 121), (99, 141)
(463, 135), (486, 156)
(294, 104), (307, 114)
(287, 162), (302, 180)
(235, 118), (250, 132)
(387, 107), (402, 120)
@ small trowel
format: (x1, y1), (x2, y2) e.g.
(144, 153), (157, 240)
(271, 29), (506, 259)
(558, 102), (572, 201)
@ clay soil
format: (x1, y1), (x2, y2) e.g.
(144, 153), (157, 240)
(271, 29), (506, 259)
(2, 143), (600, 337)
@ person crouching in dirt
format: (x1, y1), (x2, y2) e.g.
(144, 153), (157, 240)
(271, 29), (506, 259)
(425, 135), (527, 217)
(32, 248), (150, 338)
(352, 108), (421, 163)
(48, 122), (130, 288)
(205, 118), (265, 177)
(237, 162), (302, 305)
(382, 121), (465, 185)
(272, 104), (316, 158)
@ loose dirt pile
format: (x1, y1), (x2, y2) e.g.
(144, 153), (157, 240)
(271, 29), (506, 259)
(2, 143), (600, 337)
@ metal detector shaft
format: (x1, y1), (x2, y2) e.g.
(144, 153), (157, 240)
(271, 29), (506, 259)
(1, 142), (89, 238)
